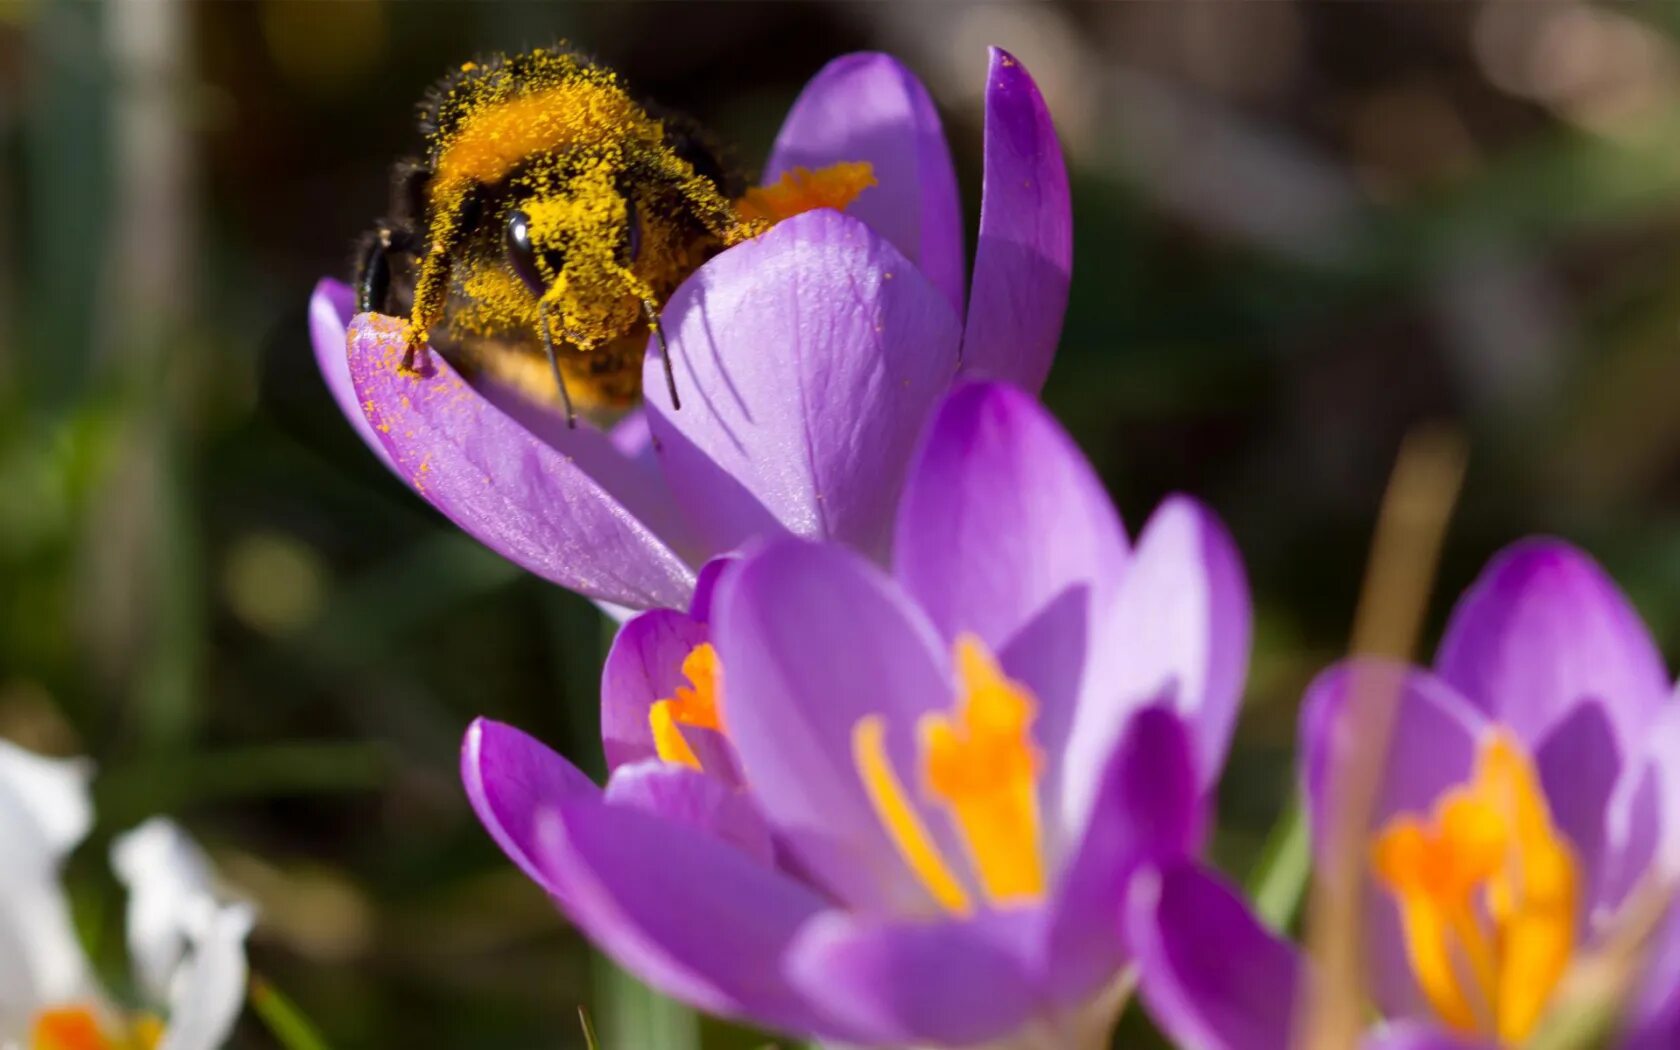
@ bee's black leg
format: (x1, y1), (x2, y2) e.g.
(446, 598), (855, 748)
(538, 301), (579, 428)
(353, 223), (419, 315)
(643, 299), (679, 410)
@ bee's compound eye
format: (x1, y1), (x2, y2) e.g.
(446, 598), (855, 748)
(623, 193), (642, 265)
(505, 208), (550, 296)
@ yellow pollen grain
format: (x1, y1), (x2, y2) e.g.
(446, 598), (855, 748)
(736, 161), (877, 223)
(1370, 730), (1578, 1044)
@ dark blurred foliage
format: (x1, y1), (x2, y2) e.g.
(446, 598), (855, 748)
(3, 2), (1680, 1047)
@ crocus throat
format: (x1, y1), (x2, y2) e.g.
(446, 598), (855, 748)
(735, 162), (877, 224)
(852, 634), (1046, 915)
(31, 1005), (161, 1050)
(1370, 731), (1577, 1044)
(649, 643), (723, 770)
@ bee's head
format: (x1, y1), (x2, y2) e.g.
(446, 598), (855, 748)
(503, 162), (661, 349)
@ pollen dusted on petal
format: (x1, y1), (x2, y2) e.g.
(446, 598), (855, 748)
(648, 643), (723, 770)
(735, 161), (877, 224)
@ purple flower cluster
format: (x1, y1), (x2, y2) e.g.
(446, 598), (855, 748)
(310, 42), (1680, 1050)
(465, 381), (1249, 1046)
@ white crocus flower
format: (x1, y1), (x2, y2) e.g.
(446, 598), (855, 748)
(0, 739), (254, 1050)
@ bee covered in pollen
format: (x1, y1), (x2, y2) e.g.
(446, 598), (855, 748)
(354, 44), (876, 425)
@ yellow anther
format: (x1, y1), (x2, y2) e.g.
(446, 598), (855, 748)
(920, 636), (1045, 905)
(736, 162), (877, 224)
(649, 643), (723, 770)
(851, 635), (1046, 914)
(1370, 730), (1577, 1044)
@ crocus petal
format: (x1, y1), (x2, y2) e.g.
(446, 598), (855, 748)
(348, 313), (696, 609)
(460, 718), (599, 901)
(1299, 660), (1487, 1018)
(600, 609), (710, 771)
(644, 209), (962, 562)
(1060, 496), (1250, 831)
(1435, 538), (1668, 750)
(1360, 1024), (1496, 1050)
(711, 539), (966, 914)
(1128, 863), (1303, 1050)
(603, 761), (774, 867)
(765, 52), (965, 316)
(1533, 699), (1621, 917)
(1624, 899), (1680, 1050)
(893, 380), (1127, 677)
(786, 910), (1037, 1048)
(1043, 706), (1202, 1004)
(531, 797), (837, 1037)
(309, 278), (395, 470)
(959, 49), (1072, 395)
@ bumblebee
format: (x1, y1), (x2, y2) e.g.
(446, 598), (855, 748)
(355, 44), (765, 423)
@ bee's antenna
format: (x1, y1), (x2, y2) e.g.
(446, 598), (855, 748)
(538, 301), (578, 428)
(644, 299), (679, 410)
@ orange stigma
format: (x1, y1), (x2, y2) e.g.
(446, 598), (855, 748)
(648, 643), (723, 770)
(1370, 731), (1577, 1044)
(852, 634), (1045, 914)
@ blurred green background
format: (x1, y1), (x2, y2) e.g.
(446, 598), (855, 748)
(4, 1), (1680, 1046)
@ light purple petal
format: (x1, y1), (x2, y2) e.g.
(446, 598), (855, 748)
(309, 278), (395, 470)
(1299, 660), (1487, 1018)
(766, 52), (965, 316)
(1435, 538), (1668, 750)
(460, 718), (598, 902)
(786, 911), (1037, 1047)
(601, 609), (710, 772)
(603, 760), (773, 867)
(959, 49), (1072, 395)
(895, 382), (1128, 832)
(1043, 706), (1202, 1005)
(1059, 496), (1250, 832)
(644, 208), (962, 562)
(348, 313), (696, 609)
(711, 539), (968, 915)
(531, 797), (839, 1038)
(1128, 863), (1303, 1050)
(688, 554), (737, 624)
(1533, 698), (1621, 920)
(893, 379), (1127, 684)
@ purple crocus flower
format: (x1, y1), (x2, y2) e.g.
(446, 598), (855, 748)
(463, 381), (1252, 1047)
(309, 49), (1070, 612)
(1129, 539), (1680, 1050)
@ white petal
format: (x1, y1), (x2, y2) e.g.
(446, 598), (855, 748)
(111, 819), (217, 1001)
(112, 819), (253, 1049)
(154, 901), (254, 1050)
(0, 741), (97, 1037)
(0, 740), (93, 860)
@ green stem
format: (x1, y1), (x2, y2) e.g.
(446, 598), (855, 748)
(1248, 794), (1312, 932)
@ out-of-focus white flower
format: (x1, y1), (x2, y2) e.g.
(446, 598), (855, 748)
(0, 740), (253, 1050)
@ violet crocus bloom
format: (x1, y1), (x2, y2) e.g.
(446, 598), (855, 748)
(1129, 540), (1680, 1050)
(462, 381), (1252, 1048)
(309, 48), (1071, 612)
